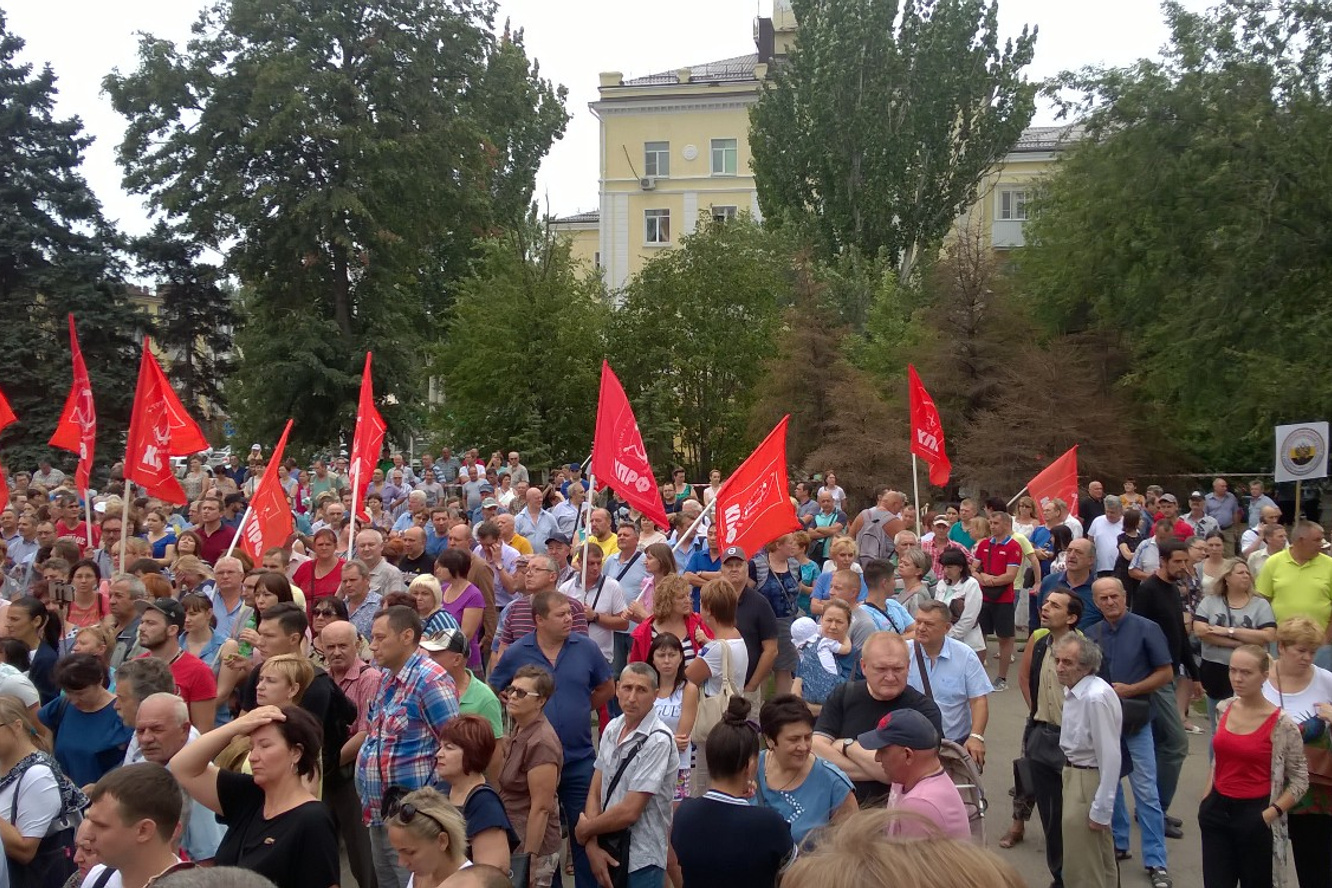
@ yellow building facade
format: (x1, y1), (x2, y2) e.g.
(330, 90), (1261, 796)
(552, 0), (1075, 288)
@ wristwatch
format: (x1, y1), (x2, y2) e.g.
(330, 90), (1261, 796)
(1228, 626), (1235, 638)
(841, 738), (855, 755)
(969, 733), (986, 744)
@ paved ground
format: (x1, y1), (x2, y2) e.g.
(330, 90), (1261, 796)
(976, 661), (1213, 888)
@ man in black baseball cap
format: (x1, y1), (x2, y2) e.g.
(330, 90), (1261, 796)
(857, 708), (971, 840)
(138, 598), (219, 729)
(717, 544), (782, 707)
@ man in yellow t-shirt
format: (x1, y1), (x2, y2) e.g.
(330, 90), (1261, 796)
(1256, 521), (1332, 653)
(495, 513), (533, 556)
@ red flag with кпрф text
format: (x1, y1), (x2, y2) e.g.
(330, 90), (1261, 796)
(714, 416), (800, 557)
(349, 353), (387, 523)
(908, 365), (952, 487)
(1027, 445), (1080, 518)
(239, 419), (294, 559)
(49, 315), (97, 492)
(590, 361), (670, 529)
(123, 338), (209, 504)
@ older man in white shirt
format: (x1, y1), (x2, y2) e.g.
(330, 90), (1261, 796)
(1085, 496), (1124, 578)
(1056, 633), (1123, 888)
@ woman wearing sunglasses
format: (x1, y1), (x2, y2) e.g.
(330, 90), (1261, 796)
(170, 705), (338, 888)
(384, 787), (469, 888)
(498, 665), (564, 888)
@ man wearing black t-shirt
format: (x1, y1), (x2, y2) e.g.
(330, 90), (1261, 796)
(812, 632), (944, 804)
(397, 527), (436, 578)
(721, 548), (778, 706)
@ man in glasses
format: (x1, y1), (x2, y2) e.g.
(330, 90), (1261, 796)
(81, 763), (183, 888)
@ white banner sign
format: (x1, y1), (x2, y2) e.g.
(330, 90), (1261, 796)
(1275, 422), (1329, 483)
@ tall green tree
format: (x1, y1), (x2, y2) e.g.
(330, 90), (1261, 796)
(132, 222), (237, 419)
(433, 221), (605, 467)
(1019, 0), (1332, 468)
(104, 0), (568, 449)
(608, 217), (793, 476)
(750, 0), (1037, 281)
(0, 12), (144, 476)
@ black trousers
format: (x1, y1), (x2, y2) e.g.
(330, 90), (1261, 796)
(1198, 790), (1272, 888)
(1288, 811), (1332, 888)
(1031, 757), (1065, 885)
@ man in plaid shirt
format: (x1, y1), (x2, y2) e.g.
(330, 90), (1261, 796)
(356, 605), (459, 888)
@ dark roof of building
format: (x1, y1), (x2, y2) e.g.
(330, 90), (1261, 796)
(551, 210), (600, 225)
(621, 54), (760, 87)
(1012, 124), (1085, 152)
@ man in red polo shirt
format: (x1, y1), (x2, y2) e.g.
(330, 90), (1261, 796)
(138, 597), (218, 728)
(971, 510), (1023, 691)
(195, 497), (237, 565)
(1154, 494), (1194, 541)
(54, 493), (99, 555)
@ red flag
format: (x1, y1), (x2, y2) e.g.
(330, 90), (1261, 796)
(349, 353), (386, 522)
(49, 315), (97, 491)
(238, 419), (294, 559)
(0, 388), (15, 517)
(1027, 445), (1080, 518)
(590, 361), (670, 529)
(714, 416), (801, 557)
(123, 339), (209, 504)
(908, 365), (951, 487)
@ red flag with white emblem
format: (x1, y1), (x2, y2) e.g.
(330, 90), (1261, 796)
(49, 315), (97, 492)
(714, 416), (800, 557)
(908, 364), (951, 487)
(123, 339), (209, 504)
(590, 361), (670, 528)
(238, 419), (294, 559)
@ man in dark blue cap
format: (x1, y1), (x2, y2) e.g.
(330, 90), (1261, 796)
(857, 708), (970, 840)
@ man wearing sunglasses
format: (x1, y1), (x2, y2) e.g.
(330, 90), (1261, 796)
(81, 763), (183, 888)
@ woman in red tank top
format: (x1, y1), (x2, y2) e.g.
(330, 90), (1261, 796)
(1201, 644), (1308, 888)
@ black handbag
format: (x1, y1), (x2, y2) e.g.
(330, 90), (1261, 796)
(1023, 719), (1067, 772)
(1119, 695), (1152, 735)
(508, 852), (533, 888)
(8, 769), (77, 888)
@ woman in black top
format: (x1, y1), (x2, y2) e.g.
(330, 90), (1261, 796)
(671, 697), (794, 888)
(170, 705), (338, 888)
(435, 714), (518, 871)
(4, 598), (61, 706)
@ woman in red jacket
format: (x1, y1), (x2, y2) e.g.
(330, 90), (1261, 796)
(629, 574), (712, 664)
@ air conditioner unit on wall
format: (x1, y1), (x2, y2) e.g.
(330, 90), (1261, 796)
(640, 177), (656, 190)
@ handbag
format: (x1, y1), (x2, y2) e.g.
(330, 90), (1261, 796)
(690, 640), (737, 744)
(1119, 696), (1152, 735)
(8, 769), (77, 888)
(508, 852), (532, 888)
(1274, 665), (1332, 787)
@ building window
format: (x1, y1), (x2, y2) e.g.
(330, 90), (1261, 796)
(711, 138), (738, 176)
(593, 251), (601, 269)
(645, 209), (671, 245)
(712, 205), (738, 223)
(999, 189), (1029, 221)
(644, 142), (670, 178)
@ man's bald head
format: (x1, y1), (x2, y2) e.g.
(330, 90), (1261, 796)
(321, 619), (358, 647)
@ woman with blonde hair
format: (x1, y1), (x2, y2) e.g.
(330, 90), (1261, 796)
(628, 574), (711, 664)
(215, 654), (314, 776)
(626, 543), (679, 620)
(409, 574), (460, 635)
(384, 787), (470, 888)
(1193, 559), (1277, 725)
(810, 537), (867, 616)
(171, 555), (214, 597)
(1262, 617), (1332, 888)
(781, 808), (1023, 888)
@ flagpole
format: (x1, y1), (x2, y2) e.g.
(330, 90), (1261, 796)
(84, 491), (94, 551)
(1006, 486), (1029, 509)
(911, 456), (922, 537)
(225, 504), (253, 559)
(579, 474), (595, 592)
(680, 499), (716, 546)
(119, 479), (132, 569)
(348, 462), (360, 553)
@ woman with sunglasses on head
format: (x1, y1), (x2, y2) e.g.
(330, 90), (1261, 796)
(385, 787), (470, 888)
(170, 705), (338, 888)
(498, 665), (564, 888)
(671, 696), (794, 887)
(435, 715), (519, 871)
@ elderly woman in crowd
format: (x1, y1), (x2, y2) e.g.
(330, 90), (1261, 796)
(409, 574), (461, 636)
(498, 665), (563, 888)
(435, 714), (518, 870)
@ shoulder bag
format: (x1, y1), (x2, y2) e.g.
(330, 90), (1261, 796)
(690, 641), (737, 744)
(597, 728), (674, 888)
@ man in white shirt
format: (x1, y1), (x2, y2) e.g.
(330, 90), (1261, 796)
(80, 763), (183, 888)
(559, 545), (628, 664)
(1055, 633), (1123, 888)
(1086, 496), (1125, 577)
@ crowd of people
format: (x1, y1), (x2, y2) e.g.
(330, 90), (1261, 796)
(1, 452), (1329, 888)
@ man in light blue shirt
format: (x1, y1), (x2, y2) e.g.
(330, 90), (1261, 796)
(513, 487), (558, 554)
(1246, 478), (1278, 529)
(905, 600), (992, 762)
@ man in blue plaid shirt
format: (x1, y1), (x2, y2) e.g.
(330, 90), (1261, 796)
(356, 605), (460, 888)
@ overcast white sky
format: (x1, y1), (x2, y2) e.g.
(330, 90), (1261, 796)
(5, 0), (1208, 236)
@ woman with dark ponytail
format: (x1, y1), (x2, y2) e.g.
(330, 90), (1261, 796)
(5, 599), (62, 705)
(670, 697), (795, 887)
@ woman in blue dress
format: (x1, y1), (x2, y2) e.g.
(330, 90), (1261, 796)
(753, 694), (856, 845)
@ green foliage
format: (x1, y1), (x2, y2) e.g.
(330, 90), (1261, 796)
(433, 222), (605, 468)
(608, 217), (794, 476)
(103, 0), (568, 449)
(1019, 0), (1332, 469)
(132, 222), (237, 418)
(750, 0), (1037, 280)
(0, 13), (144, 477)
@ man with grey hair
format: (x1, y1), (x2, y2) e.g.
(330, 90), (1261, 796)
(1055, 633), (1122, 888)
(340, 559), (382, 640)
(1086, 496), (1124, 578)
(575, 659), (676, 888)
(210, 556), (248, 638)
(117, 657), (180, 764)
(108, 573), (150, 668)
(133, 693), (225, 862)
(392, 489), (429, 533)
(355, 527), (405, 596)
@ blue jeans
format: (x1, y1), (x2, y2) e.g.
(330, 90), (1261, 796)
(368, 823), (409, 888)
(560, 756), (597, 888)
(627, 866), (665, 888)
(1112, 721), (1168, 869)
